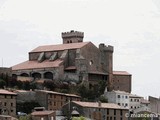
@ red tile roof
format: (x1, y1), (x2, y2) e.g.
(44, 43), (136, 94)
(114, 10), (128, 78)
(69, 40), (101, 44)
(36, 90), (81, 98)
(129, 94), (143, 98)
(72, 101), (127, 109)
(89, 71), (108, 75)
(12, 59), (63, 70)
(113, 71), (131, 75)
(30, 42), (90, 53)
(0, 89), (17, 95)
(31, 110), (55, 116)
(65, 66), (76, 70)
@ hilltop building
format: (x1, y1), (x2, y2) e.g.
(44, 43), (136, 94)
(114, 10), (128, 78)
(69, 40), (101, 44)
(12, 30), (131, 92)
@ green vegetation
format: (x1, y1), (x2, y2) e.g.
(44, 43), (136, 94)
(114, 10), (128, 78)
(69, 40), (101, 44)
(0, 72), (39, 90)
(99, 95), (108, 103)
(18, 115), (31, 120)
(0, 78), (6, 88)
(0, 72), (107, 102)
(78, 80), (107, 101)
(72, 116), (86, 120)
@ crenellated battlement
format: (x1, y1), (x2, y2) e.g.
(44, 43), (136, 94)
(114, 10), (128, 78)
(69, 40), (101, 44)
(62, 30), (84, 38)
(62, 30), (84, 44)
(99, 43), (114, 52)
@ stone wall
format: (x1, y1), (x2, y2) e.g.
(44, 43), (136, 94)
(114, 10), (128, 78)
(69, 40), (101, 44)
(0, 67), (11, 77)
(80, 42), (101, 72)
(149, 96), (160, 114)
(112, 74), (131, 93)
(35, 91), (48, 109)
(16, 90), (36, 103)
(0, 94), (17, 117)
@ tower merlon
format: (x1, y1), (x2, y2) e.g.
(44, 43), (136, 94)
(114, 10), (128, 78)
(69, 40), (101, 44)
(62, 30), (84, 44)
(99, 43), (114, 52)
(62, 30), (84, 38)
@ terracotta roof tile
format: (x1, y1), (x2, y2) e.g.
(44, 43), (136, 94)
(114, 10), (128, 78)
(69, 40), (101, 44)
(65, 93), (81, 98)
(36, 90), (80, 98)
(0, 89), (17, 95)
(30, 42), (90, 53)
(72, 101), (128, 109)
(65, 66), (76, 70)
(112, 90), (130, 95)
(12, 59), (63, 70)
(113, 71), (131, 75)
(89, 71), (108, 75)
(36, 90), (65, 95)
(129, 94), (143, 98)
(31, 110), (55, 116)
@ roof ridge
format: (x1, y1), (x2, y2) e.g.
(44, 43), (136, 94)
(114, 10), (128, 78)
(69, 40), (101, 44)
(30, 41), (90, 53)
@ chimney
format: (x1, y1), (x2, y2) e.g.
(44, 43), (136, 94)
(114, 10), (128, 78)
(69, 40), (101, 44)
(62, 30), (84, 44)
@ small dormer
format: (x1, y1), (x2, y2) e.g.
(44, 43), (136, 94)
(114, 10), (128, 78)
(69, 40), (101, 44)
(62, 30), (84, 44)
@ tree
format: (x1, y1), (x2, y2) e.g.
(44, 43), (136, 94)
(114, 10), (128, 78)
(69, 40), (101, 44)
(43, 80), (56, 90)
(99, 95), (108, 103)
(19, 115), (31, 120)
(0, 79), (6, 88)
(98, 80), (107, 95)
(78, 80), (107, 101)
(17, 101), (41, 114)
(72, 116), (86, 120)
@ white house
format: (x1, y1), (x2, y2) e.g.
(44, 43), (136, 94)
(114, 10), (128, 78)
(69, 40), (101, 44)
(104, 90), (130, 109)
(104, 90), (151, 113)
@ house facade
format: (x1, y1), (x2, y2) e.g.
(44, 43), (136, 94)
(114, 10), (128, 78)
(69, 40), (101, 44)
(35, 90), (81, 111)
(62, 101), (129, 120)
(31, 107), (55, 120)
(149, 96), (160, 114)
(0, 89), (17, 117)
(129, 94), (143, 111)
(104, 90), (151, 114)
(104, 90), (130, 109)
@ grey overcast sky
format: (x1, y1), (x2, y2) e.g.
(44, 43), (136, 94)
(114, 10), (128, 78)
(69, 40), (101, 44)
(0, 0), (160, 98)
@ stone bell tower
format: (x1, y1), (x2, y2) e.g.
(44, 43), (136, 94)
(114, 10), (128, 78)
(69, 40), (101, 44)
(62, 30), (84, 44)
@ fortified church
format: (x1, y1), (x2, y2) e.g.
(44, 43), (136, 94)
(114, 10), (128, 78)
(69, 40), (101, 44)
(12, 30), (131, 92)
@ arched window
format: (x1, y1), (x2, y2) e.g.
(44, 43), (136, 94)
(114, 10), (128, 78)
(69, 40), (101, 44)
(32, 72), (41, 79)
(44, 72), (53, 80)
(20, 73), (29, 77)
(12, 74), (17, 79)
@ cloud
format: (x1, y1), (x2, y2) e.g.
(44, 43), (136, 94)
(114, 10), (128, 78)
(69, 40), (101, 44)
(0, 20), (55, 66)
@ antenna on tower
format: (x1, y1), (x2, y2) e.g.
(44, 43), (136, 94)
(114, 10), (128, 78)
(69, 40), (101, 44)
(1, 58), (3, 67)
